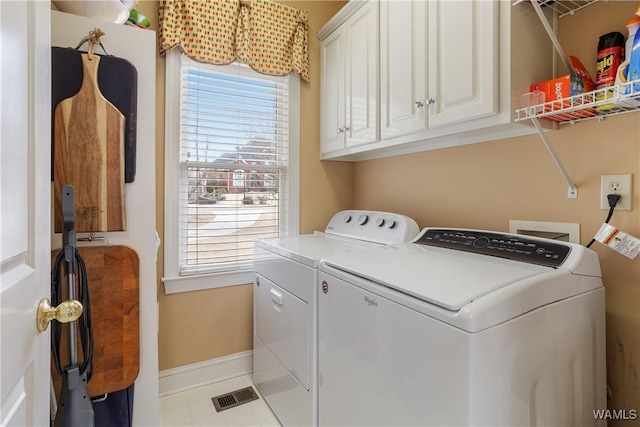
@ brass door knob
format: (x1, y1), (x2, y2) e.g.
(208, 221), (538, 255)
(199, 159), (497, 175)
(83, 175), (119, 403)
(36, 298), (83, 332)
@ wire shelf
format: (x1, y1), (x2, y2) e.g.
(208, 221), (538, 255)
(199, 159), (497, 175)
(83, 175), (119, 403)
(512, 0), (611, 198)
(515, 81), (640, 124)
(512, 0), (601, 19)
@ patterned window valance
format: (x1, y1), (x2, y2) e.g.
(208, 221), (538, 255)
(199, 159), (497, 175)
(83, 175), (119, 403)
(159, 0), (310, 83)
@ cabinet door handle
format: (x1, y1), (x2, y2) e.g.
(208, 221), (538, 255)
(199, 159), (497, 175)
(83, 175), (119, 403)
(427, 97), (436, 105)
(343, 126), (350, 131)
(414, 101), (424, 108)
(270, 288), (284, 306)
(338, 127), (344, 134)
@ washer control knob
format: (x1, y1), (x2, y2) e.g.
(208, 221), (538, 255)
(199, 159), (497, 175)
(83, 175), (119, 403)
(386, 220), (396, 229)
(473, 236), (490, 248)
(376, 218), (385, 227)
(357, 214), (369, 225)
(344, 214), (352, 223)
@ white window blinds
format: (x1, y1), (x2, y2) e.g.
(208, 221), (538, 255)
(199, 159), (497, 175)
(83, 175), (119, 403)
(178, 55), (292, 276)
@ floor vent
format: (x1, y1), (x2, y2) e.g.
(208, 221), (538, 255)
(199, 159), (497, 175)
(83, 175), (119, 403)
(211, 386), (259, 412)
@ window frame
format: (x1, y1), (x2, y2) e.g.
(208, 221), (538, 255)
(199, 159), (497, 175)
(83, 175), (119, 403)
(163, 49), (300, 294)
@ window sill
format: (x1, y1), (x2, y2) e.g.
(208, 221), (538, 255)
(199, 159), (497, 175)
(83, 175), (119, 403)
(162, 270), (254, 294)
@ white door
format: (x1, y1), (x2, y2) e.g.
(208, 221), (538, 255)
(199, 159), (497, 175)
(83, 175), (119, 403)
(380, 0), (427, 139)
(427, 0), (497, 129)
(1, 1), (51, 426)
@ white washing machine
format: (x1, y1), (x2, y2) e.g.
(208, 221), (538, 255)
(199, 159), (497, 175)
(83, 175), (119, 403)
(318, 228), (606, 427)
(252, 210), (419, 426)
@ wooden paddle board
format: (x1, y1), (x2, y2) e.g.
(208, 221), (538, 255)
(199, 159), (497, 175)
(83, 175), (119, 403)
(51, 245), (140, 398)
(51, 47), (138, 183)
(54, 53), (126, 233)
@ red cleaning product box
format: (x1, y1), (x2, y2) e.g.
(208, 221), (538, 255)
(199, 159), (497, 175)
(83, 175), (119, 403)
(530, 56), (596, 117)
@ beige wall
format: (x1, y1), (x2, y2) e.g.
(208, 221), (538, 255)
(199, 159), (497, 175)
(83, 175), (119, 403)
(353, 1), (640, 419)
(137, 0), (350, 370)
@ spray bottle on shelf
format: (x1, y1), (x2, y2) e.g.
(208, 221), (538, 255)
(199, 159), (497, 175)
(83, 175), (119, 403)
(625, 6), (640, 96)
(614, 16), (640, 93)
(595, 31), (625, 111)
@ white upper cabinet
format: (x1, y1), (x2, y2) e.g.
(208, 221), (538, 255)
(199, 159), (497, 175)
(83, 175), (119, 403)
(427, 0), (497, 129)
(320, 1), (378, 155)
(318, 0), (553, 161)
(380, 0), (496, 139)
(345, 1), (378, 147)
(320, 28), (345, 154)
(379, 0), (427, 139)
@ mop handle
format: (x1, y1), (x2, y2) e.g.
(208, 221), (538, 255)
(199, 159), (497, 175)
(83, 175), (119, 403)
(61, 185), (78, 366)
(61, 185), (76, 274)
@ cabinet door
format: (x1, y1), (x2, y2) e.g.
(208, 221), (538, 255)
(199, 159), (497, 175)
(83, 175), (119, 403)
(320, 28), (345, 154)
(427, 0), (497, 129)
(344, 1), (379, 147)
(380, 0), (427, 139)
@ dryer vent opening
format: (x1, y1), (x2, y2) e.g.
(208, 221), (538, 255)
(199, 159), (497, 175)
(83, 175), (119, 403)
(508, 220), (580, 244)
(211, 386), (259, 412)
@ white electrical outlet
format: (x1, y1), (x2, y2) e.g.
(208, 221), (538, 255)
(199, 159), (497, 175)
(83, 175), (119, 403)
(601, 174), (632, 210)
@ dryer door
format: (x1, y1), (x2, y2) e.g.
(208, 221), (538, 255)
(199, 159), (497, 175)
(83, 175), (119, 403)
(255, 273), (310, 389)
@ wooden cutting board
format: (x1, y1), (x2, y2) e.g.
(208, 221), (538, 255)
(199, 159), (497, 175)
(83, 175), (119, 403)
(51, 47), (138, 184)
(53, 53), (126, 233)
(51, 245), (139, 398)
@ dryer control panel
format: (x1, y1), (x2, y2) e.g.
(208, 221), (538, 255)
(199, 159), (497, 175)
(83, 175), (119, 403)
(324, 210), (420, 244)
(415, 229), (571, 268)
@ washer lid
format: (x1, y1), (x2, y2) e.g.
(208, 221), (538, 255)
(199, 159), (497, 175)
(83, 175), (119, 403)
(322, 243), (551, 311)
(256, 234), (376, 268)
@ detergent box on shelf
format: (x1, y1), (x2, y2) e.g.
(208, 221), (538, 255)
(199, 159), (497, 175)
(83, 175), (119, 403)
(530, 56), (595, 105)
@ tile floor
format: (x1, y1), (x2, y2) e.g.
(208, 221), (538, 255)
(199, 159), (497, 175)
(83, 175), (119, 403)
(159, 374), (281, 427)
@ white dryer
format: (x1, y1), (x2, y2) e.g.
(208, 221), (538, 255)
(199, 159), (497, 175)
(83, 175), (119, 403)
(252, 210), (419, 426)
(318, 228), (606, 426)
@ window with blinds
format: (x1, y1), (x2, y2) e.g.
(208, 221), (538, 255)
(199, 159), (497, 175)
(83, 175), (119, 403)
(177, 55), (293, 276)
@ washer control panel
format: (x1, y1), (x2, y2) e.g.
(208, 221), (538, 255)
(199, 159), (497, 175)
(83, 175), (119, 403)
(325, 210), (419, 244)
(415, 229), (571, 268)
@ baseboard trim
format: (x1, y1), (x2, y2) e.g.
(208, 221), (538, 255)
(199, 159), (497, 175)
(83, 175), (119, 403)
(158, 350), (253, 397)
